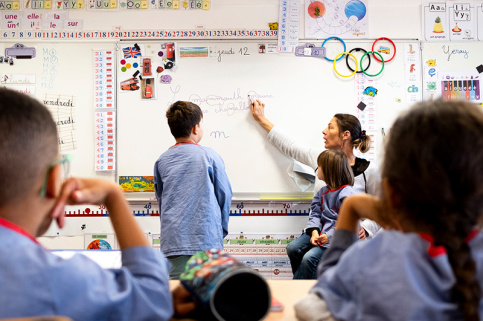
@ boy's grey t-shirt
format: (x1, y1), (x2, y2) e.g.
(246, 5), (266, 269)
(154, 143), (232, 257)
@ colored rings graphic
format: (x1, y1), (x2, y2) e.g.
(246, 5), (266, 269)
(346, 47), (371, 73)
(321, 37), (346, 62)
(360, 51), (385, 77)
(334, 52), (358, 78)
(371, 37), (396, 62)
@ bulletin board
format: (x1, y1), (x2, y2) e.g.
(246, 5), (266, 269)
(116, 39), (420, 198)
(0, 41), (117, 182)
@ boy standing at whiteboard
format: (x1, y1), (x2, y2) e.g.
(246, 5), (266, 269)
(154, 101), (232, 279)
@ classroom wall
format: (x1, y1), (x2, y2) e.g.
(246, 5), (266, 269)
(2, 1), (423, 263)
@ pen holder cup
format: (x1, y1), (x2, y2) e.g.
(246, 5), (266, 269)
(180, 249), (271, 321)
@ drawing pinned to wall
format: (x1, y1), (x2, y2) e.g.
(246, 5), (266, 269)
(85, 234), (116, 250)
(43, 93), (77, 152)
(305, 0), (368, 39)
(119, 176), (155, 192)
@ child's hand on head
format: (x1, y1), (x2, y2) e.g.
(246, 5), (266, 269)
(51, 178), (120, 227)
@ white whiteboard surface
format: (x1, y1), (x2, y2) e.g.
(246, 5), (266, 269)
(117, 40), (417, 198)
(1, 41), (117, 182)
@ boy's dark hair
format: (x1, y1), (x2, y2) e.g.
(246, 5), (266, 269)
(166, 101), (203, 138)
(0, 88), (58, 206)
(382, 99), (483, 321)
(334, 113), (371, 153)
(317, 150), (354, 190)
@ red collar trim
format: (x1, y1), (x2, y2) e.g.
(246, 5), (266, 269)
(466, 229), (480, 242)
(419, 230), (480, 258)
(170, 142), (199, 148)
(322, 184), (351, 195)
(419, 233), (446, 257)
(0, 217), (39, 244)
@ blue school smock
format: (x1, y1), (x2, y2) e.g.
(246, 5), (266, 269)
(313, 229), (483, 321)
(0, 218), (173, 320)
(154, 142), (232, 257)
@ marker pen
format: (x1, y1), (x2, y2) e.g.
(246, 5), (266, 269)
(474, 80), (480, 101)
(448, 81), (453, 100)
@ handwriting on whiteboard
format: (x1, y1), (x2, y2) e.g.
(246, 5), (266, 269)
(442, 45), (469, 61)
(188, 88), (274, 116)
(210, 131), (229, 139)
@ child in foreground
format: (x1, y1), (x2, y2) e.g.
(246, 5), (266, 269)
(295, 99), (483, 321)
(0, 88), (185, 320)
(288, 149), (354, 279)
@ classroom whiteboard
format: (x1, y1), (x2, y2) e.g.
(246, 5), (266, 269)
(117, 39), (417, 198)
(0, 41), (117, 182)
(421, 42), (483, 102)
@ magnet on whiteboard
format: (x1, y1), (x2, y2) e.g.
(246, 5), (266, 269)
(160, 75), (172, 83)
(357, 101), (366, 111)
(164, 61), (174, 69)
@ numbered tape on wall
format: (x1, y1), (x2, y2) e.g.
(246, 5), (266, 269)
(95, 111), (116, 171)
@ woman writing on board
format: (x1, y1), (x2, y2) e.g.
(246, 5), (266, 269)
(249, 99), (380, 279)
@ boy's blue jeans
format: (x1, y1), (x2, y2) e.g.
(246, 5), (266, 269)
(286, 233), (326, 279)
(167, 255), (191, 280)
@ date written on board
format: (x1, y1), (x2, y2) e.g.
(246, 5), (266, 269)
(213, 46), (250, 62)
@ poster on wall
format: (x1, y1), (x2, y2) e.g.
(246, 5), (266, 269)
(305, 0), (368, 39)
(448, 1), (477, 41)
(422, 1), (450, 41)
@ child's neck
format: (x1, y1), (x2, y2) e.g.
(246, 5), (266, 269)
(175, 136), (198, 144)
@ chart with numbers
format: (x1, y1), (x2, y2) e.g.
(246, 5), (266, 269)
(94, 111), (116, 171)
(94, 50), (115, 109)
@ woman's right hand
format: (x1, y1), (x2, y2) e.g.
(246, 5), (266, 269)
(250, 99), (274, 132)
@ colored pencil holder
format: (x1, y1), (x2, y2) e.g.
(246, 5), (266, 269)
(180, 249), (271, 321)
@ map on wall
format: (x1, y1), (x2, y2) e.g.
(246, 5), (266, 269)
(305, 0), (368, 39)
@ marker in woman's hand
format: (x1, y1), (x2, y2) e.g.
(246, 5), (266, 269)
(248, 95), (254, 105)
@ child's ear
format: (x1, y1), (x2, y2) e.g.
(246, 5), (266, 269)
(45, 164), (62, 199)
(192, 124), (200, 135)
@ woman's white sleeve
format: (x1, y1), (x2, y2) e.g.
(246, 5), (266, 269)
(267, 125), (320, 169)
